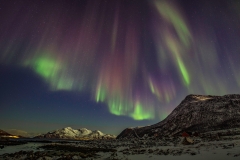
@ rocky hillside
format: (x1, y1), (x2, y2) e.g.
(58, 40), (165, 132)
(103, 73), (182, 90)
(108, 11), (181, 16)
(34, 127), (116, 140)
(117, 94), (240, 139)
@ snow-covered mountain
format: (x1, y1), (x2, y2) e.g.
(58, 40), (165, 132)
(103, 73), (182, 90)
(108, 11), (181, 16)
(117, 94), (240, 139)
(35, 127), (116, 140)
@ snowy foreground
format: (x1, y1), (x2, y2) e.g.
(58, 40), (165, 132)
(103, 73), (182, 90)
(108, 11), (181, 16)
(1, 135), (240, 160)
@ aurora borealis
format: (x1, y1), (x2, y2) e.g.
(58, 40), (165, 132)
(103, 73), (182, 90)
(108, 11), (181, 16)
(1, 0), (240, 135)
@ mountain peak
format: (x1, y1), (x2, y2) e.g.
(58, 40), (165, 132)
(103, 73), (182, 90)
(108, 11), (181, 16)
(117, 94), (240, 139)
(64, 127), (73, 130)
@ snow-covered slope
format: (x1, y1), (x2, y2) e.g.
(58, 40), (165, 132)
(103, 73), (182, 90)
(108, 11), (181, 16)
(35, 127), (116, 140)
(117, 94), (240, 139)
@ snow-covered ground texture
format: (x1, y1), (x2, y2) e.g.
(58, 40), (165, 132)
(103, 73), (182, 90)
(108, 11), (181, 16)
(1, 131), (240, 160)
(118, 94), (240, 139)
(34, 127), (116, 140)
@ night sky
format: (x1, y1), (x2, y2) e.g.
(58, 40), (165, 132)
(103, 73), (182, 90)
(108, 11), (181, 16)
(0, 0), (240, 136)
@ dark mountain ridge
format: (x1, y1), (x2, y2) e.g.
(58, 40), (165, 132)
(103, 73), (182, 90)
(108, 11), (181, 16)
(0, 129), (11, 136)
(117, 94), (240, 139)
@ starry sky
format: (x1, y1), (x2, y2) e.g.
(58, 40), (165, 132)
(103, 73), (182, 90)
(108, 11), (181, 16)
(0, 0), (240, 136)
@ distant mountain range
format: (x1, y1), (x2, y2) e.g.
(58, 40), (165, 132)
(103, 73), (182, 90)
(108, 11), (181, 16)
(117, 94), (240, 139)
(34, 127), (116, 140)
